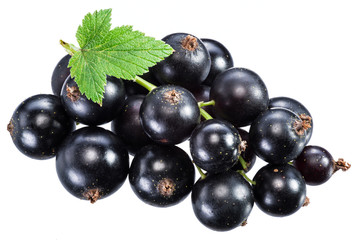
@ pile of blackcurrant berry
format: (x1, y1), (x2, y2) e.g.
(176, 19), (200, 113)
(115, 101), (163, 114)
(7, 32), (351, 231)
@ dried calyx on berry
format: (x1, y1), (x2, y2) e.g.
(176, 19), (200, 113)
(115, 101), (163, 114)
(181, 35), (199, 51)
(293, 114), (312, 136)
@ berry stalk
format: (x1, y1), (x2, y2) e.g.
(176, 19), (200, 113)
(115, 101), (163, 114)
(238, 155), (248, 171)
(195, 164), (207, 180)
(198, 101), (214, 120)
(237, 170), (256, 185)
(199, 108), (213, 120)
(199, 100), (215, 108)
(134, 76), (157, 92)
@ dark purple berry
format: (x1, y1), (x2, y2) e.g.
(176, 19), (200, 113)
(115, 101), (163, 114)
(190, 119), (242, 173)
(253, 164), (307, 217)
(249, 108), (311, 164)
(293, 145), (350, 185)
(210, 67), (269, 127)
(269, 96), (313, 144)
(201, 38), (234, 86)
(129, 144), (195, 207)
(152, 33), (211, 90)
(56, 127), (129, 203)
(192, 170), (254, 231)
(8, 94), (75, 160)
(60, 76), (126, 126)
(140, 85), (200, 145)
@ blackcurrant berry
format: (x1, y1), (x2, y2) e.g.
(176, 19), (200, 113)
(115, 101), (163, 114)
(60, 75), (126, 126)
(51, 54), (71, 96)
(140, 85), (200, 145)
(151, 33), (211, 90)
(190, 119), (243, 173)
(191, 171), (254, 231)
(8, 94), (75, 160)
(269, 96), (313, 144)
(111, 95), (154, 155)
(129, 144), (195, 207)
(253, 163), (307, 217)
(293, 145), (351, 186)
(56, 127), (129, 203)
(249, 108), (311, 164)
(201, 38), (234, 86)
(210, 67), (269, 127)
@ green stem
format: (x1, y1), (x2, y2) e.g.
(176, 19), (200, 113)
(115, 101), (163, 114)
(199, 100), (215, 108)
(238, 155), (248, 171)
(195, 164), (207, 180)
(199, 108), (213, 120)
(60, 40), (80, 56)
(237, 170), (256, 185)
(134, 76), (157, 92)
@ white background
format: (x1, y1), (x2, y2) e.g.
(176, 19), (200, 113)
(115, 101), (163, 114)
(1, 0), (359, 239)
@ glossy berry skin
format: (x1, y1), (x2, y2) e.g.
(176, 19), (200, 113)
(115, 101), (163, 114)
(56, 127), (129, 203)
(210, 67), (269, 127)
(201, 38), (234, 86)
(249, 108), (309, 164)
(60, 76), (126, 126)
(152, 33), (211, 90)
(293, 145), (334, 185)
(253, 164), (306, 217)
(140, 85), (200, 145)
(269, 96), (313, 144)
(111, 95), (154, 155)
(190, 119), (241, 173)
(51, 54), (71, 96)
(191, 171), (254, 231)
(231, 128), (256, 172)
(129, 144), (195, 207)
(8, 94), (75, 160)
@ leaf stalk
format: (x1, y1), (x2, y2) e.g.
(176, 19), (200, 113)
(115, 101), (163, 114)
(60, 40), (80, 56)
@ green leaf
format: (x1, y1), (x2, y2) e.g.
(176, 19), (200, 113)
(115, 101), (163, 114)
(64, 8), (173, 104)
(76, 9), (112, 49)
